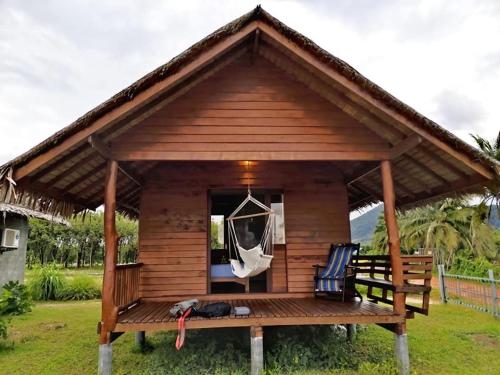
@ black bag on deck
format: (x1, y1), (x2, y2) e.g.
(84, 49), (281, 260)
(192, 302), (231, 318)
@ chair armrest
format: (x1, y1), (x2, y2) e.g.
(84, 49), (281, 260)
(312, 264), (324, 278)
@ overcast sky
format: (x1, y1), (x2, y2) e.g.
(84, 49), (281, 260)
(1, 0), (499, 166)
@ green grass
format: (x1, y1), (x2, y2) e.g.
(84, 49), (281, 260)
(24, 267), (103, 286)
(0, 301), (498, 375)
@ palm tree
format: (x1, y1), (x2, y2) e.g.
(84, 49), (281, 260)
(372, 198), (496, 268)
(470, 132), (499, 217)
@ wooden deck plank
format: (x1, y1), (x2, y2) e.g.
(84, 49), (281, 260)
(114, 298), (400, 332)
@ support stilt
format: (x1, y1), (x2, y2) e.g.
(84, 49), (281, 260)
(98, 343), (112, 375)
(135, 331), (146, 351)
(250, 326), (264, 375)
(394, 333), (410, 375)
(346, 324), (357, 342)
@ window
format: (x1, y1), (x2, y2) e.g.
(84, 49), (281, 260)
(210, 215), (225, 249)
(271, 194), (285, 244)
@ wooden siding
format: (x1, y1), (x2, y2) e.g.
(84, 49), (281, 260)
(112, 53), (389, 161)
(285, 185), (351, 293)
(138, 162), (350, 300)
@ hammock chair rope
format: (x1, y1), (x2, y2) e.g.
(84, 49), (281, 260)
(227, 190), (274, 279)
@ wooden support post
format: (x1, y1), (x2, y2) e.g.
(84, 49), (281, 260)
(381, 160), (406, 319)
(250, 326), (264, 375)
(100, 160), (119, 345)
(381, 160), (409, 374)
(135, 331), (146, 351)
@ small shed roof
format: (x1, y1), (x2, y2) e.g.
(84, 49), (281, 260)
(0, 203), (69, 225)
(0, 6), (498, 217)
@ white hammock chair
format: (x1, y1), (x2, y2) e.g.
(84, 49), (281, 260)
(227, 191), (274, 279)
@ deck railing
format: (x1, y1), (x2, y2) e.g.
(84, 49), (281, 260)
(353, 254), (433, 315)
(114, 263), (142, 312)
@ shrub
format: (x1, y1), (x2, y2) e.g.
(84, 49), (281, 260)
(29, 265), (67, 301)
(0, 318), (7, 340)
(0, 317), (13, 351)
(59, 275), (101, 301)
(449, 253), (500, 277)
(0, 281), (33, 316)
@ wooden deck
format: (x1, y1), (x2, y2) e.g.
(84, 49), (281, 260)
(114, 298), (402, 332)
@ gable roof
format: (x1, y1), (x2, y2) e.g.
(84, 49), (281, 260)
(0, 6), (498, 217)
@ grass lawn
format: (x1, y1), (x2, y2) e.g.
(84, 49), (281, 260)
(0, 301), (498, 375)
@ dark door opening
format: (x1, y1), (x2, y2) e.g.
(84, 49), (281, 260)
(209, 190), (271, 294)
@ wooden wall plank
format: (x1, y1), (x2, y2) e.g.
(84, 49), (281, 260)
(112, 53), (389, 161)
(138, 161), (350, 299)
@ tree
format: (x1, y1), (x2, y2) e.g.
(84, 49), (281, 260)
(372, 198), (497, 268)
(27, 211), (138, 268)
(470, 132), (500, 217)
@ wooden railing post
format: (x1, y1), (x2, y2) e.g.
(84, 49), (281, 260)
(100, 160), (119, 344)
(381, 160), (409, 375)
(380, 161), (406, 323)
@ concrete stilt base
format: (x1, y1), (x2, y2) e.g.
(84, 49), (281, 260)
(135, 331), (146, 351)
(346, 324), (356, 342)
(98, 343), (112, 375)
(394, 333), (410, 375)
(250, 326), (264, 375)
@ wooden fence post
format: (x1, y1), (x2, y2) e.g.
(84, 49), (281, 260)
(488, 270), (497, 317)
(438, 265), (447, 304)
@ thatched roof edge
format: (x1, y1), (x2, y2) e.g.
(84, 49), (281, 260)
(1, 6), (498, 176)
(0, 203), (69, 225)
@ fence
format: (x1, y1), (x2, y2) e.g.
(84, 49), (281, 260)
(437, 265), (499, 317)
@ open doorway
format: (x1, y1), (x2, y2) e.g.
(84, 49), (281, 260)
(209, 190), (285, 294)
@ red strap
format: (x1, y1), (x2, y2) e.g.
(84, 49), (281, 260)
(175, 307), (192, 350)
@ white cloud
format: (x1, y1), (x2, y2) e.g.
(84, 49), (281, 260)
(0, 0), (499, 165)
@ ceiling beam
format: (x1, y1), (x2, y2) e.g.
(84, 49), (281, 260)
(398, 175), (487, 209)
(401, 155), (449, 186)
(62, 161), (107, 195)
(26, 144), (89, 183)
(88, 135), (142, 187)
(346, 136), (422, 186)
(390, 135), (422, 159)
(43, 151), (99, 187)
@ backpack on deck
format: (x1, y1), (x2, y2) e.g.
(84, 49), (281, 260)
(192, 302), (231, 318)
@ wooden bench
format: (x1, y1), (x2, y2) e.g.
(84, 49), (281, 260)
(353, 255), (433, 315)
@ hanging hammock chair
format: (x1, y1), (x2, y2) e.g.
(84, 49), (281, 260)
(227, 191), (275, 279)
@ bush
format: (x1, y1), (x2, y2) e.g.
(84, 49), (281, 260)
(0, 281), (33, 316)
(29, 265), (67, 301)
(0, 318), (7, 340)
(59, 275), (101, 301)
(449, 253), (500, 277)
(0, 317), (13, 351)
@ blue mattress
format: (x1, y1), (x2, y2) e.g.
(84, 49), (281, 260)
(211, 264), (235, 278)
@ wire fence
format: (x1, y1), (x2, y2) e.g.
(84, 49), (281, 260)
(437, 265), (499, 317)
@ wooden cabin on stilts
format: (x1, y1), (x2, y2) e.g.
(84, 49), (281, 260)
(1, 6), (498, 375)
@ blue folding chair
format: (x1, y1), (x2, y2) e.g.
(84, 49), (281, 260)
(313, 243), (362, 301)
